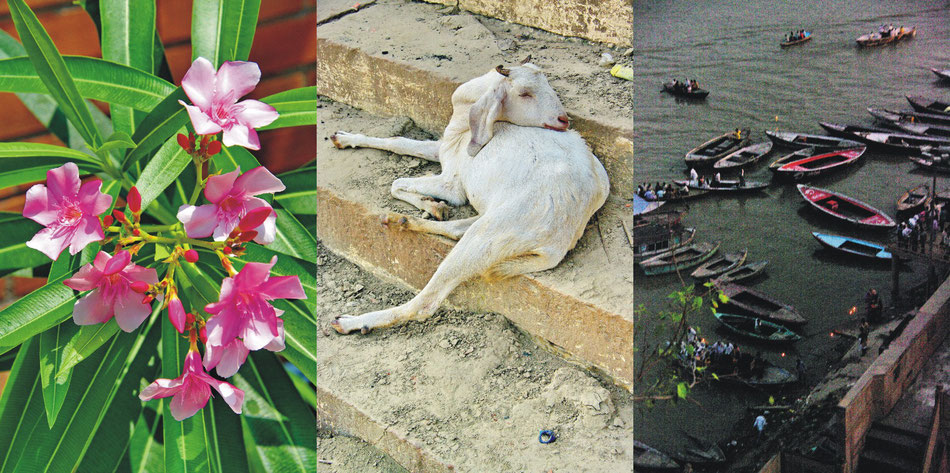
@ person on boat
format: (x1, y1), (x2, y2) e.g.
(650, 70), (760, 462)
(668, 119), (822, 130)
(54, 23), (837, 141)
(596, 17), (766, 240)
(753, 317), (761, 332)
(754, 414), (767, 441)
(859, 318), (870, 356)
(734, 128), (741, 139)
(643, 188), (656, 201)
(714, 172), (722, 185)
(689, 167), (699, 185)
(738, 169), (746, 188)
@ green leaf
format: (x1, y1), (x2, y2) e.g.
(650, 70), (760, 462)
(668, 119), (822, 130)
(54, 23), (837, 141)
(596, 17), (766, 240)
(258, 87), (317, 131)
(0, 274), (74, 355)
(0, 56), (175, 111)
(8, 0), (104, 148)
(233, 351), (316, 472)
(0, 337), (40, 465)
(273, 299), (315, 384)
(127, 407), (165, 473)
(136, 136), (191, 209)
(676, 382), (688, 400)
(274, 166), (315, 215)
(101, 0), (156, 135)
(268, 208), (317, 262)
(95, 131), (137, 155)
(38, 321), (81, 427)
(0, 142), (101, 189)
(0, 213), (46, 272)
(213, 144), (260, 174)
(191, 0), (261, 66)
(123, 87), (189, 172)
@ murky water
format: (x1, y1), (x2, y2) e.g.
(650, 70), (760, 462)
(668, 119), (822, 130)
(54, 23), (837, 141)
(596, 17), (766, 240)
(633, 0), (950, 460)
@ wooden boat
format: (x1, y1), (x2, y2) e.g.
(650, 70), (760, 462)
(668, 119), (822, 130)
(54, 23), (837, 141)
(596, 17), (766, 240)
(690, 352), (799, 388)
(685, 129), (750, 166)
(820, 123), (950, 154)
(634, 440), (679, 470)
(713, 313), (801, 343)
(797, 184), (896, 229)
(812, 232), (892, 261)
(818, 121), (892, 138)
(908, 151), (950, 173)
(712, 260), (769, 284)
(780, 31), (812, 47)
(662, 81), (709, 99)
(768, 148), (813, 172)
(907, 96), (950, 116)
(639, 241), (719, 276)
(690, 249), (747, 279)
(765, 130), (862, 150)
(892, 120), (950, 138)
(896, 184), (931, 214)
(773, 147), (865, 180)
(856, 25), (915, 47)
(713, 141), (773, 169)
(634, 208), (684, 230)
(633, 194), (665, 215)
(634, 226), (696, 263)
(716, 282), (807, 327)
(868, 107), (950, 126)
(674, 178), (768, 192)
(933, 68), (950, 81)
(673, 432), (727, 466)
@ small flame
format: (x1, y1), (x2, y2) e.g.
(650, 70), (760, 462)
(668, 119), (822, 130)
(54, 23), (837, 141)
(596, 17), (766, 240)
(830, 332), (835, 338)
(849, 306), (857, 316)
(781, 352), (786, 357)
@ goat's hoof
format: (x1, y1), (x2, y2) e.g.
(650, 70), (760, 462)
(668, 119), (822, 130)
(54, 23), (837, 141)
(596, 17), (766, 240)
(331, 316), (352, 334)
(421, 198), (451, 221)
(329, 131), (350, 149)
(360, 325), (371, 335)
(380, 213), (409, 230)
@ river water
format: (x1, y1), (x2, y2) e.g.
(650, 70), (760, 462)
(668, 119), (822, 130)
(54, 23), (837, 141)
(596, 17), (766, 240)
(633, 0), (950, 461)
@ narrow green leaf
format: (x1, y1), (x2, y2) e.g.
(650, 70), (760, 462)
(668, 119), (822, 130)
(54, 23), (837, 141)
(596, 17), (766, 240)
(274, 166), (315, 215)
(212, 144), (259, 174)
(101, 0), (156, 135)
(258, 87), (317, 131)
(96, 131), (138, 155)
(136, 136), (191, 209)
(0, 142), (101, 190)
(0, 213), (46, 272)
(39, 321), (77, 428)
(676, 382), (688, 399)
(268, 208), (317, 262)
(127, 406), (165, 473)
(191, 0), (261, 66)
(275, 299), (315, 384)
(0, 274), (74, 355)
(8, 0), (104, 147)
(123, 88), (189, 171)
(0, 338), (40, 464)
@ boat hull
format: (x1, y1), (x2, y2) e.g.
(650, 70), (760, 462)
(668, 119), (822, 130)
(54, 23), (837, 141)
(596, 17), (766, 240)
(812, 232), (892, 261)
(797, 184), (896, 229)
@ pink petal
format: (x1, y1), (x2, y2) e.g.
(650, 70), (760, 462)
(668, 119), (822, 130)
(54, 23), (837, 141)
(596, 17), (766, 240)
(214, 342), (249, 378)
(26, 226), (70, 260)
(203, 169), (241, 203)
(234, 167), (285, 196)
(263, 319), (285, 352)
(233, 257), (277, 290)
(72, 289), (113, 325)
(113, 288), (152, 332)
(177, 204), (219, 239)
(207, 378), (244, 414)
(221, 123), (257, 150)
(202, 341), (224, 371)
(168, 297), (186, 334)
(205, 278), (235, 316)
(92, 251), (111, 270)
(259, 276), (306, 300)
(252, 212), (277, 245)
(216, 61), (261, 100)
(22, 184), (54, 225)
(67, 217), (105, 255)
(180, 102), (223, 135)
(138, 377), (184, 401)
(242, 315), (276, 351)
(169, 380), (211, 421)
(45, 163), (80, 204)
(125, 266), (160, 285)
(64, 262), (102, 292)
(103, 251), (131, 275)
(181, 57), (216, 111)
(235, 99), (278, 128)
(78, 180), (113, 216)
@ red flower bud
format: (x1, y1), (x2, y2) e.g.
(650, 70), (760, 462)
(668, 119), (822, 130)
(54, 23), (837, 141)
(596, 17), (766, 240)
(112, 210), (128, 224)
(130, 281), (150, 293)
(229, 228), (241, 239)
(127, 186), (141, 213)
(206, 140), (222, 156)
(141, 294), (154, 305)
(238, 207), (272, 231)
(132, 228), (140, 236)
(239, 231), (258, 242)
(222, 246), (233, 254)
(199, 326), (208, 344)
(186, 312), (196, 326)
(102, 215), (114, 227)
(177, 133), (190, 151)
(183, 249), (199, 263)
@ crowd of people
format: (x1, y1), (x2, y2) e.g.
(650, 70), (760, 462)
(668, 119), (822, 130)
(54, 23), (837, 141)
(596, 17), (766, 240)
(669, 78), (701, 93)
(895, 201), (950, 254)
(677, 327), (768, 379)
(785, 29), (808, 42)
(636, 181), (689, 201)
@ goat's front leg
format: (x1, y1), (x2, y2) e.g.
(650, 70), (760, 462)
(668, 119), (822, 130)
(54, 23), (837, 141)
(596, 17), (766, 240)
(331, 131), (440, 162)
(381, 214), (479, 240)
(390, 175), (465, 221)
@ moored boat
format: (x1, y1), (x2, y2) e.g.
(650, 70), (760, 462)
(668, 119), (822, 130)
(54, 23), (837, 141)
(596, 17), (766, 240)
(716, 282), (806, 326)
(768, 148), (813, 172)
(765, 130), (862, 149)
(818, 121), (892, 138)
(773, 147), (865, 180)
(712, 260), (769, 284)
(639, 241), (719, 275)
(713, 312), (802, 343)
(868, 107), (950, 126)
(691, 249), (747, 279)
(856, 25), (915, 47)
(896, 184), (931, 214)
(685, 129), (750, 166)
(797, 184), (896, 229)
(907, 95), (950, 116)
(819, 123), (950, 154)
(892, 120), (950, 138)
(634, 208), (685, 230)
(812, 232), (892, 261)
(674, 178), (769, 192)
(933, 68), (950, 81)
(662, 80), (709, 99)
(634, 440), (679, 470)
(910, 147), (950, 173)
(633, 194), (665, 215)
(634, 226), (696, 263)
(780, 31), (812, 47)
(713, 141), (773, 169)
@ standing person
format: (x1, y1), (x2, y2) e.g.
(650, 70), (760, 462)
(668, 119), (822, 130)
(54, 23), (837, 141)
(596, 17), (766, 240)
(738, 168), (746, 188)
(754, 414), (767, 442)
(796, 358), (807, 384)
(865, 289), (882, 322)
(859, 318), (870, 356)
(689, 167), (699, 185)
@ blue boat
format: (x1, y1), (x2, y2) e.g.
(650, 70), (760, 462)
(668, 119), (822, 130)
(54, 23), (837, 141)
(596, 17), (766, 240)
(811, 232), (892, 260)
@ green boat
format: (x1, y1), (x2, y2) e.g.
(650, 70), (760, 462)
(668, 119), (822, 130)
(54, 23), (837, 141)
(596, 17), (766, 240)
(713, 312), (801, 343)
(639, 241), (719, 276)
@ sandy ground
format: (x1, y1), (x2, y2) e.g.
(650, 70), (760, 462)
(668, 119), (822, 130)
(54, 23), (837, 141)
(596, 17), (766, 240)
(316, 241), (633, 472)
(317, 431), (408, 473)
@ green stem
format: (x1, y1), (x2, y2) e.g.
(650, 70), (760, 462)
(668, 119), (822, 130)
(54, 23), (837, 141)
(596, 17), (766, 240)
(188, 156), (204, 205)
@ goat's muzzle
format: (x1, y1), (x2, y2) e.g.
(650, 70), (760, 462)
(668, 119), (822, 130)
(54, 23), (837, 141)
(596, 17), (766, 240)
(544, 115), (571, 131)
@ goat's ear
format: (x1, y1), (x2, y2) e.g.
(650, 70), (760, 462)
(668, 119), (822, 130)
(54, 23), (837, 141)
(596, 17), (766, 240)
(520, 55), (532, 65)
(468, 79), (508, 157)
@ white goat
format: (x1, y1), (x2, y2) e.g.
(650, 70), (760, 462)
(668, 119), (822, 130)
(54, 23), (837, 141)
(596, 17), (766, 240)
(329, 57), (609, 334)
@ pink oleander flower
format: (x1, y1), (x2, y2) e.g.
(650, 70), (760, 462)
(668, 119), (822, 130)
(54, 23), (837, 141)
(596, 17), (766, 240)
(176, 167), (284, 244)
(179, 57), (278, 150)
(204, 319), (284, 377)
(139, 347), (244, 421)
(23, 163), (113, 260)
(203, 256), (304, 372)
(64, 251), (159, 332)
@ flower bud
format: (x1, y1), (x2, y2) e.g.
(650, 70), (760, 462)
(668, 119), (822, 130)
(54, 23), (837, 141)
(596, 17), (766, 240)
(238, 207), (272, 231)
(112, 210), (128, 224)
(142, 294), (155, 305)
(206, 140), (222, 156)
(102, 215), (114, 227)
(177, 133), (191, 151)
(127, 186), (141, 214)
(184, 249), (199, 263)
(199, 326), (208, 344)
(130, 281), (151, 293)
(168, 296), (186, 334)
(222, 246), (232, 255)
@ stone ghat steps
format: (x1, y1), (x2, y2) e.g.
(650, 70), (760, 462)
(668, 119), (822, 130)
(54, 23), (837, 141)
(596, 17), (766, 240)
(317, 99), (633, 389)
(317, 0), (633, 196)
(315, 241), (633, 473)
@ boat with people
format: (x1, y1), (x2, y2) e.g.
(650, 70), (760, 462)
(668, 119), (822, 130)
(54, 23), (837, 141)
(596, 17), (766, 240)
(634, 226), (696, 263)
(933, 68), (950, 81)
(633, 194), (665, 215)
(673, 178), (769, 192)
(811, 232), (892, 261)
(662, 78), (709, 99)
(634, 441), (679, 470)
(715, 282), (807, 327)
(691, 249), (747, 280)
(685, 129), (750, 166)
(711, 260), (769, 284)
(868, 107), (950, 126)
(639, 241), (719, 276)
(713, 141), (773, 169)
(896, 184), (931, 214)
(773, 147), (865, 180)
(907, 96), (950, 116)
(713, 312), (802, 343)
(678, 341), (799, 388)
(856, 24), (915, 47)
(780, 30), (811, 47)
(765, 130), (862, 149)
(909, 147), (950, 173)
(797, 184), (896, 229)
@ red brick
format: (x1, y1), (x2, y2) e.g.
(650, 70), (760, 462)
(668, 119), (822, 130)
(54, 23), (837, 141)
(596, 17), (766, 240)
(158, 0), (307, 45)
(249, 71), (309, 99)
(0, 7), (101, 57)
(248, 13), (315, 76)
(258, 125), (314, 173)
(12, 276), (45, 296)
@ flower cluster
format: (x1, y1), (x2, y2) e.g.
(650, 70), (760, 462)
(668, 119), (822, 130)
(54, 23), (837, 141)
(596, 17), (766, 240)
(22, 58), (301, 421)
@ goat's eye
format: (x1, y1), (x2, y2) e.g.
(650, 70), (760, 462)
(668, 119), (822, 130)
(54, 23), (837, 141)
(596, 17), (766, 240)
(519, 91), (533, 98)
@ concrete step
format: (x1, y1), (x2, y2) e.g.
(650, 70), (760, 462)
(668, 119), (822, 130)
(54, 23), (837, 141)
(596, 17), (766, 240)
(317, 98), (634, 389)
(315, 242), (634, 473)
(317, 430), (409, 472)
(857, 447), (921, 473)
(317, 0), (633, 195)
(863, 422), (927, 459)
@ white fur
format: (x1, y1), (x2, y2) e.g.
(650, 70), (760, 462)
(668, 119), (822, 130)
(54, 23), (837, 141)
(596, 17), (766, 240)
(330, 62), (609, 334)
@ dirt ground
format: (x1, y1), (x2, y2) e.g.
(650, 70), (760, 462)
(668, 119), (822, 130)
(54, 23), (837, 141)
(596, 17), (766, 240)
(316, 241), (633, 472)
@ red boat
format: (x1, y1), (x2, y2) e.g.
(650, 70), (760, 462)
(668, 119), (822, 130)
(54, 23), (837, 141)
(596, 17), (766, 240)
(774, 147), (865, 180)
(797, 184), (896, 229)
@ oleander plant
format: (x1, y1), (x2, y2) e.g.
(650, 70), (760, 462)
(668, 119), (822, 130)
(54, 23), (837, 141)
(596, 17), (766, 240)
(0, 1), (316, 472)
